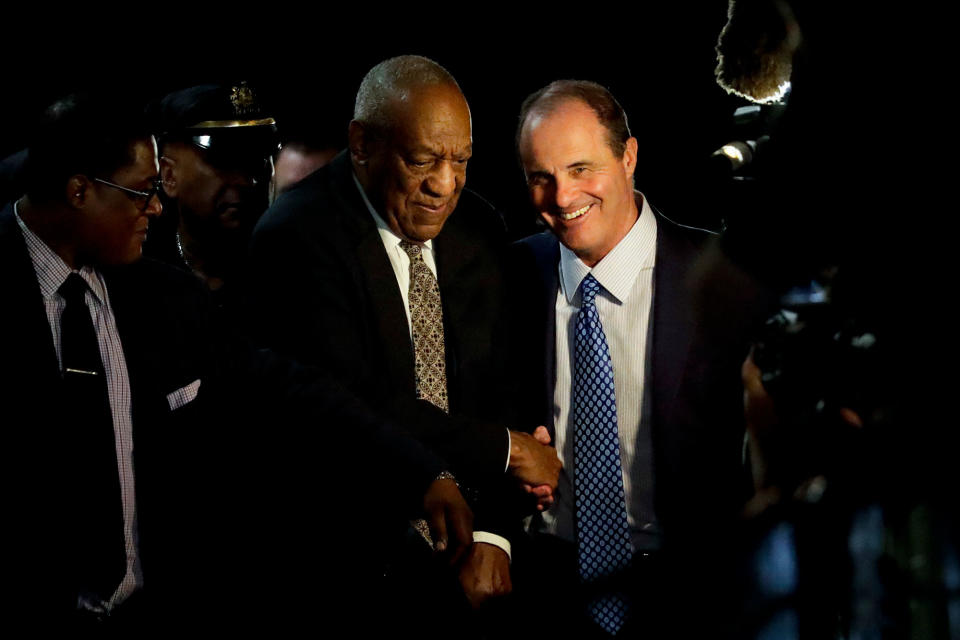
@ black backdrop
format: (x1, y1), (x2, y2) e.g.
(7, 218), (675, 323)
(2, 7), (747, 237)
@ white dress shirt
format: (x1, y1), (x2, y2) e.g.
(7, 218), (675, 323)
(352, 174), (439, 338)
(15, 203), (142, 610)
(352, 175), (511, 558)
(536, 194), (661, 552)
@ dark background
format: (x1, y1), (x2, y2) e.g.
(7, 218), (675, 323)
(2, 7), (750, 237)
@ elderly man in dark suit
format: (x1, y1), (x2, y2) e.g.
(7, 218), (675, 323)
(509, 81), (748, 637)
(247, 55), (561, 609)
(0, 92), (472, 632)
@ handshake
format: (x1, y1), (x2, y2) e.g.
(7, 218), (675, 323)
(509, 426), (562, 511)
(422, 424), (561, 558)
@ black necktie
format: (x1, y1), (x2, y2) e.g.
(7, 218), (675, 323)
(59, 273), (126, 600)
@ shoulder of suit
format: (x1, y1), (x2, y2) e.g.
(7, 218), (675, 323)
(515, 229), (556, 251)
(509, 230), (559, 282)
(265, 160), (334, 209)
(445, 187), (506, 239)
(451, 189), (503, 227)
(654, 209), (718, 252)
(651, 200), (718, 236)
(106, 257), (207, 299)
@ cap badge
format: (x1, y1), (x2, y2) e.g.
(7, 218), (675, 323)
(229, 82), (258, 116)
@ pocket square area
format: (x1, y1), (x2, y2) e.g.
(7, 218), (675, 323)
(166, 379), (201, 411)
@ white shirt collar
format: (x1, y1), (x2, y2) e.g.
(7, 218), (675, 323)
(352, 171), (434, 254)
(559, 193), (657, 304)
(14, 200), (106, 304)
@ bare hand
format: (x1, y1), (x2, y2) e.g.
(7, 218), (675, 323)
(522, 483), (556, 511)
(423, 477), (473, 566)
(531, 425), (551, 445)
(521, 426), (556, 509)
(508, 426), (562, 490)
(458, 542), (512, 609)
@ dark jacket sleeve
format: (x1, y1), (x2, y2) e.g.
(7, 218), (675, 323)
(130, 257), (447, 516)
(244, 185), (511, 489)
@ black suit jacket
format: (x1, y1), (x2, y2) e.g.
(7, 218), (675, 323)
(509, 209), (748, 550)
(247, 152), (515, 493)
(0, 202), (444, 627)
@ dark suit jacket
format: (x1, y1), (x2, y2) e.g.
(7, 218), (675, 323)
(509, 208), (748, 551)
(0, 202), (444, 628)
(247, 152), (516, 502)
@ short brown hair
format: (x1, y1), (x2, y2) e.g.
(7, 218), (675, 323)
(517, 80), (631, 158)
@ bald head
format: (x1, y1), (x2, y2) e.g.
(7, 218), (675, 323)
(354, 55), (463, 135)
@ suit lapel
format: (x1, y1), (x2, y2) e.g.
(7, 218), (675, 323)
(527, 232), (561, 435)
(330, 155), (417, 396)
(0, 204), (62, 384)
(533, 215), (698, 435)
(434, 208), (485, 382)
(101, 265), (156, 430)
(650, 216), (698, 428)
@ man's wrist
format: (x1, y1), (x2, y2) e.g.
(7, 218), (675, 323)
(473, 531), (512, 562)
(435, 470), (457, 484)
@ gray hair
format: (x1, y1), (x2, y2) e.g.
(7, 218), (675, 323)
(353, 55), (461, 133)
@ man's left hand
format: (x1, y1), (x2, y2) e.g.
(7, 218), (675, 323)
(458, 542), (512, 609)
(424, 477), (473, 565)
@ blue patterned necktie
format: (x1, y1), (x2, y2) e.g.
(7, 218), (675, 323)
(573, 273), (633, 635)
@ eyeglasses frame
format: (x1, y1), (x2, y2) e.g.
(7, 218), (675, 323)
(93, 177), (163, 211)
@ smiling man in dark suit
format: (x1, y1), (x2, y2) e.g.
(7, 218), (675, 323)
(0, 92), (473, 632)
(247, 55), (561, 610)
(509, 80), (748, 637)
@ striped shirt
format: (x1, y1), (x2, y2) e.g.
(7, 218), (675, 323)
(15, 204), (142, 611)
(537, 194), (661, 552)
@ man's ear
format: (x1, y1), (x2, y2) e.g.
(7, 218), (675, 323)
(66, 175), (89, 209)
(160, 156), (178, 197)
(622, 137), (639, 181)
(348, 120), (372, 167)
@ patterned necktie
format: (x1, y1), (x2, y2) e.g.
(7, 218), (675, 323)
(59, 273), (126, 600)
(573, 274), (634, 635)
(400, 241), (449, 413)
(400, 242), (449, 547)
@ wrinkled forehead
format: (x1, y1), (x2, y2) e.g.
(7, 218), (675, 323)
(522, 97), (595, 139)
(520, 100), (606, 164)
(387, 84), (472, 144)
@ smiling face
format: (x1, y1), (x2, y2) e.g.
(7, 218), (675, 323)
(520, 99), (639, 267)
(359, 83), (472, 242)
(79, 137), (162, 265)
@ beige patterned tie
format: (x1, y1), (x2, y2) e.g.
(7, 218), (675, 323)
(401, 241), (449, 548)
(400, 241), (449, 413)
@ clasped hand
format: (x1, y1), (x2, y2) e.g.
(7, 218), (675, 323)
(509, 426), (562, 511)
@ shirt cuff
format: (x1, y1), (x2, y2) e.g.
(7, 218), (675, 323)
(473, 531), (512, 562)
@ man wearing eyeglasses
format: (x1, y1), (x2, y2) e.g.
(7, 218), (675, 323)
(0, 93), (168, 629)
(0, 92), (473, 632)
